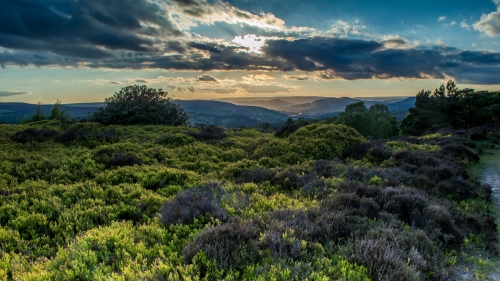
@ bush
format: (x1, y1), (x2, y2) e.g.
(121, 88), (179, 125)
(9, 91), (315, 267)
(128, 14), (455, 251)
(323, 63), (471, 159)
(348, 239), (420, 281)
(105, 153), (143, 168)
(342, 142), (371, 160)
(10, 128), (58, 143)
(271, 168), (300, 190)
(288, 124), (365, 160)
(89, 85), (189, 125)
(274, 118), (308, 138)
(187, 125), (226, 142)
(237, 168), (275, 184)
(182, 219), (259, 270)
(158, 132), (196, 147)
(160, 184), (227, 226)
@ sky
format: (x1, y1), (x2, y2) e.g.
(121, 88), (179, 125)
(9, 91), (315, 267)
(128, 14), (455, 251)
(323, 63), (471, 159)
(1, 0), (500, 103)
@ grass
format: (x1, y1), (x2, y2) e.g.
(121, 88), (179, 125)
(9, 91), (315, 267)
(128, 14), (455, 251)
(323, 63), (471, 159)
(457, 141), (500, 280)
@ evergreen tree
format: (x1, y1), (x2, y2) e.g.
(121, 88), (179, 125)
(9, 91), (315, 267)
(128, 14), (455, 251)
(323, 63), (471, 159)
(30, 101), (46, 122)
(48, 99), (70, 121)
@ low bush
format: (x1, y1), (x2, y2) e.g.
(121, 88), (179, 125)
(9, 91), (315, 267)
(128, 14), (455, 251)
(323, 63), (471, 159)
(160, 184), (228, 226)
(187, 125), (226, 142)
(105, 153), (143, 168)
(347, 239), (420, 281)
(236, 168), (275, 184)
(342, 142), (371, 160)
(271, 168), (300, 190)
(182, 219), (259, 270)
(10, 128), (58, 143)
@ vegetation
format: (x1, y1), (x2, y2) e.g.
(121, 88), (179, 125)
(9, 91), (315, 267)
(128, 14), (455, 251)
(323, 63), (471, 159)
(400, 80), (500, 135)
(89, 85), (189, 126)
(0, 83), (498, 280)
(0, 115), (497, 280)
(323, 102), (399, 139)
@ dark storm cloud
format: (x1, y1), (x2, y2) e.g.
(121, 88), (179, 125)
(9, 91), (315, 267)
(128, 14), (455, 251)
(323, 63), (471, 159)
(2, 33), (500, 84)
(190, 42), (222, 53)
(0, 90), (30, 97)
(198, 74), (218, 82)
(0, 0), (181, 58)
(170, 0), (213, 18)
(383, 39), (407, 46)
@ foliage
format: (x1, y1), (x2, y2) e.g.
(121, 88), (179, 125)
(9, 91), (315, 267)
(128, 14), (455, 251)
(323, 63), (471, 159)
(29, 102), (46, 122)
(274, 118), (308, 137)
(89, 85), (189, 125)
(400, 80), (500, 135)
(48, 99), (70, 121)
(332, 102), (399, 139)
(0, 120), (496, 280)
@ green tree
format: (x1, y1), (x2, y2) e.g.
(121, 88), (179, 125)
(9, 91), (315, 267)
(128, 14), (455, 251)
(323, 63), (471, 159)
(48, 99), (70, 121)
(345, 101), (368, 113)
(30, 101), (46, 122)
(334, 102), (398, 139)
(400, 80), (500, 135)
(89, 85), (190, 126)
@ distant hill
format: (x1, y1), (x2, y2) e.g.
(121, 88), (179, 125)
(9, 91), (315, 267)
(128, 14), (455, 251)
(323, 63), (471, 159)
(175, 100), (289, 127)
(0, 97), (414, 125)
(216, 96), (324, 107)
(386, 97), (416, 111)
(0, 101), (289, 128)
(216, 98), (296, 110)
(0, 103), (99, 123)
(278, 96), (415, 119)
(279, 97), (379, 115)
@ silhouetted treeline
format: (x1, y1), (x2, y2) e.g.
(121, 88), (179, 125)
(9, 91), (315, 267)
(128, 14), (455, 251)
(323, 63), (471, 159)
(400, 80), (500, 135)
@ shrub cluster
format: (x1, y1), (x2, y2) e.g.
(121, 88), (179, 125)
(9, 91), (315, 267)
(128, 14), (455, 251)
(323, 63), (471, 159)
(10, 128), (58, 143)
(10, 127), (118, 146)
(187, 125), (226, 142)
(160, 183), (228, 226)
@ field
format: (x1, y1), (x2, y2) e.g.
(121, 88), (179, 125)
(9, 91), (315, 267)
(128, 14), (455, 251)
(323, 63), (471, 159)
(0, 120), (498, 280)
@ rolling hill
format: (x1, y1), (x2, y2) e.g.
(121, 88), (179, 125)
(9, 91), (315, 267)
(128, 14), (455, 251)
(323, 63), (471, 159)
(0, 101), (290, 128)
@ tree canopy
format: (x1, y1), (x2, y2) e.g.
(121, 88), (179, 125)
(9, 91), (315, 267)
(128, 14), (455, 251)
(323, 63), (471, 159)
(400, 80), (500, 135)
(330, 102), (399, 139)
(90, 85), (189, 126)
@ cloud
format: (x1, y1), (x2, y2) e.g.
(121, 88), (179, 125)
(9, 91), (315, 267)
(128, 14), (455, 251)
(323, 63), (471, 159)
(169, 0), (285, 30)
(435, 39), (446, 46)
(86, 78), (121, 85)
(239, 84), (290, 93)
(2, 36), (500, 84)
(187, 85), (196, 92)
(282, 74), (310, 81)
(449, 21), (456, 26)
(461, 20), (471, 30)
(438, 16), (447, 22)
(0, 90), (30, 97)
(198, 74), (218, 82)
(474, 6), (500, 37)
(242, 73), (275, 81)
(325, 20), (366, 38)
(0, 0), (183, 58)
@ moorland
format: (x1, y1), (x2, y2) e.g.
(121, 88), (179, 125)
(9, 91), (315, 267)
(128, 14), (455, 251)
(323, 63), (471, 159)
(0, 81), (499, 280)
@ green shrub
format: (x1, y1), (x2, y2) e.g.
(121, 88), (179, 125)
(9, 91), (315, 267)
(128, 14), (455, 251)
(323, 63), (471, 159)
(288, 124), (365, 160)
(89, 85), (189, 126)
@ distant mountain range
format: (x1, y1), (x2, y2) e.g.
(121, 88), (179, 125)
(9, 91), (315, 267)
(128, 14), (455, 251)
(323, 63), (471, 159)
(214, 98), (297, 110)
(175, 100), (289, 127)
(275, 96), (415, 117)
(0, 96), (416, 126)
(0, 100), (289, 127)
